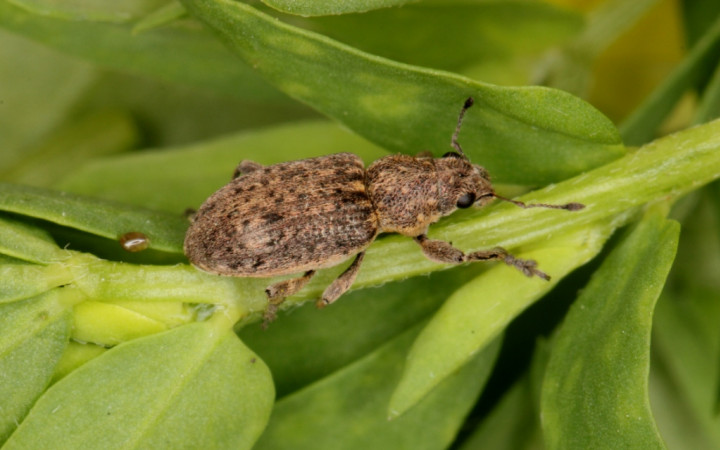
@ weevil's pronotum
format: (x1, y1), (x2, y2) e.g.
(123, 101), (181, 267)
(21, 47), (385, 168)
(184, 98), (584, 323)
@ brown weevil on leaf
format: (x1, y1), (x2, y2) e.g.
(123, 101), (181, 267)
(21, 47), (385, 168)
(184, 98), (584, 325)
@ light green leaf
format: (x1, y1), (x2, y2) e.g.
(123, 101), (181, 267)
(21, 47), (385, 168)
(180, 0), (624, 185)
(0, 215), (67, 263)
(255, 326), (500, 449)
(0, 290), (77, 443)
(0, 183), (187, 253)
(0, 263), (74, 304)
(0, 0), (281, 99)
(388, 221), (612, 418)
(0, 29), (96, 171)
(261, 0), (414, 16)
(7, 0), (168, 22)
(1, 111), (138, 187)
(132, 1), (186, 33)
(4, 321), (274, 449)
(541, 208), (679, 449)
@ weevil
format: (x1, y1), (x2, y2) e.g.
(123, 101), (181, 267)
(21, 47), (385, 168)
(184, 98), (584, 324)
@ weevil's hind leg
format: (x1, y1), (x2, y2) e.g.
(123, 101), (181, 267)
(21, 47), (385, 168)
(317, 251), (366, 309)
(232, 160), (263, 179)
(413, 234), (550, 280)
(263, 270), (316, 327)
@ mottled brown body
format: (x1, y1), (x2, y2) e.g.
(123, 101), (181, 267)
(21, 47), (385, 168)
(184, 98), (584, 324)
(185, 153), (377, 276)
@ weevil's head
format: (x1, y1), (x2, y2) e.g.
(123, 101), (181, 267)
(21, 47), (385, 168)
(434, 151), (495, 215)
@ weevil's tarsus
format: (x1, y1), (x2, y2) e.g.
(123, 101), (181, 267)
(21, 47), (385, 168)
(414, 235), (549, 280)
(263, 269), (316, 327)
(317, 251), (366, 309)
(493, 194), (585, 211)
(451, 97), (474, 157)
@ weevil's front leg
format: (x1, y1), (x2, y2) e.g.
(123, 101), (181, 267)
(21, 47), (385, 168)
(263, 270), (316, 327)
(413, 235), (550, 280)
(232, 160), (263, 179)
(317, 251), (365, 308)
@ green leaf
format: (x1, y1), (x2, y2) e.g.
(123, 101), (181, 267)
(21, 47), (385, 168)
(302, 2), (583, 76)
(1, 111), (138, 187)
(0, 215), (67, 263)
(651, 289), (720, 448)
(388, 221), (613, 418)
(0, 290), (76, 443)
(542, 0), (662, 96)
(541, 208), (679, 449)
(694, 59), (720, 124)
(254, 326), (501, 449)
(240, 264), (484, 396)
(179, 0), (624, 185)
(0, 29), (95, 172)
(459, 375), (541, 450)
(620, 14), (720, 145)
(4, 320), (274, 449)
(0, 183), (187, 254)
(0, 263), (74, 304)
(6, 0), (169, 22)
(261, 0), (413, 16)
(0, 0), (281, 99)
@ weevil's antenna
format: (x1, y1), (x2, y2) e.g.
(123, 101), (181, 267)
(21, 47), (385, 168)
(493, 194), (585, 211)
(451, 97), (474, 157)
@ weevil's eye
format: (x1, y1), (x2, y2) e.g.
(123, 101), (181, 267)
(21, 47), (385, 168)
(443, 151), (462, 158)
(456, 192), (476, 208)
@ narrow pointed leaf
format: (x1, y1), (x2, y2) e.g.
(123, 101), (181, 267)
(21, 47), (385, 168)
(388, 221), (612, 418)
(541, 209), (679, 449)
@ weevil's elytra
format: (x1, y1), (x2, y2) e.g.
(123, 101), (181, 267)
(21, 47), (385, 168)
(119, 231), (150, 252)
(184, 97), (585, 325)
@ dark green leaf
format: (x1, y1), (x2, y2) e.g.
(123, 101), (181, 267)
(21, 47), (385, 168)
(459, 375), (541, 450)
(4, 320), (274, 449)
(541, 208), (679, 449)
(0, 183), (187, 253)
(255, 326), (501, 449)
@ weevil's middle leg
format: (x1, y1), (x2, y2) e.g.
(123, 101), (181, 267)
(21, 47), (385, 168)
(263, 270), (316, 327)
(317, 251), (366, 309)
(413, 234), (550, 280)
(232, 160), (263, 179)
